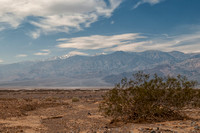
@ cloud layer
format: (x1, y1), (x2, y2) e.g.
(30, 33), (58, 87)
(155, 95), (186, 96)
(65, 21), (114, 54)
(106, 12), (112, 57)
(34, 49), (51, 56)
(57, 32), (200, 53)
(0, 0), (122, 38)
(57, 33), (146, 50)
(67, 51), (88, 56)
(134, 0), (164, 9)
(16, 54), (27, 57)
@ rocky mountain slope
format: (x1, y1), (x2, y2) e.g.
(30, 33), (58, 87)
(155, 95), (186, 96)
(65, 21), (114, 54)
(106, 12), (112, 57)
(0, 50), (199, 87)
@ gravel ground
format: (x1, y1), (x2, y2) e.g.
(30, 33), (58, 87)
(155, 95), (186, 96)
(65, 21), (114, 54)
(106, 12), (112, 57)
(0, 89), (199, 133)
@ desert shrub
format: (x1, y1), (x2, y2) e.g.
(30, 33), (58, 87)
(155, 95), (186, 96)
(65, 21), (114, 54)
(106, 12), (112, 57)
(21, 103), (37, 112)
(72, 97), (80, 102)
(99, 71), (199, 122)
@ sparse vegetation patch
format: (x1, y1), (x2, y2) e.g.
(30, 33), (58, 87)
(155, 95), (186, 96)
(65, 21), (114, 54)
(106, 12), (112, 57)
(99, 71), (200, 123)
(72, 97), (80, 102)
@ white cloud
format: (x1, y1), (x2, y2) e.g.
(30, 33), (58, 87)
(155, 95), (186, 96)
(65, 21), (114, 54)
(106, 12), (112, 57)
(108, 41), (150, 52)
(34, 52), (49, 56)
(111, 21), (115, 24)
(41, 49), (50, 52)
(94, 52), (107, 56)
(16, 54), (27, 57)
(57, 32), (200, 53)
(0, 27), (5, 31)
(29, 30), (41, 39)
(57, 33), (146, 50)
(0, 59), (4, 63)
(0, 0), (122, 38)
(34, 49), (51, 56)
(147, 33), (200, 53)
(133, 0), (164, 9)
(68, 51), (89, 56)
(113, 32), (200, 53)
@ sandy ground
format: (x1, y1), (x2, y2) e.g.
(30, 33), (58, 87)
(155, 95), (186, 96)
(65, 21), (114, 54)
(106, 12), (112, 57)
(0, 89), (200, 133)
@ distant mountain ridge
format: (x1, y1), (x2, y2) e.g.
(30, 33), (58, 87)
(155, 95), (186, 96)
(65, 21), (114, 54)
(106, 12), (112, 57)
(0, 50), (199, 87)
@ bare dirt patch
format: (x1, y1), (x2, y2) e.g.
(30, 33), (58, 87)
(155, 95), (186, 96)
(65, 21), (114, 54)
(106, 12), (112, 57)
(0, 89), (199, 133)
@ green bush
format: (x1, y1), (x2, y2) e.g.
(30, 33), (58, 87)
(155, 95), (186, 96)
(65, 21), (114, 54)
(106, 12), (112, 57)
(99, 71), (199, 122)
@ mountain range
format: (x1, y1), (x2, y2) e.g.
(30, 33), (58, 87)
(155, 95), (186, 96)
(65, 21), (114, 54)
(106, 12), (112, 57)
(0, 50), (199, 88)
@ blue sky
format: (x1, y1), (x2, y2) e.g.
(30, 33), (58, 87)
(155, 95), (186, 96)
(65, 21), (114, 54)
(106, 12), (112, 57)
(0, 0), (200, 64)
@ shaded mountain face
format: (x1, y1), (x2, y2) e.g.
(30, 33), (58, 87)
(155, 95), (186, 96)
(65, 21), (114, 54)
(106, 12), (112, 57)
(0, 50), (199, 87)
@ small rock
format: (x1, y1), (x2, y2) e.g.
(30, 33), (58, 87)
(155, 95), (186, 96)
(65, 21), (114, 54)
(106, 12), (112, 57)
(138, 128), (144, 131)
(130, 125), (134, 129)
(191, 121), (196, 126)
(190, 130), (198, 133)
(178, 123), (183, 125)
(194, 125), (200, 130)
(88, 112), (91, 115)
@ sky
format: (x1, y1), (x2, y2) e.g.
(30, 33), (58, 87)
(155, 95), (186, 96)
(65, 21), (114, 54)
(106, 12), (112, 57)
(0, 0), (200, 64)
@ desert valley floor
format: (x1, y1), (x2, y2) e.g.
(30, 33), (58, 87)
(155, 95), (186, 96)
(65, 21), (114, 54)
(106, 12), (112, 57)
(0, 89), (200, 133)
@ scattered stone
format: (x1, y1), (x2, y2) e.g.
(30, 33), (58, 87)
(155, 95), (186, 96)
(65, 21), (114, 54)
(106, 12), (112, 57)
(178, 122), (183, 125)
(157, 123), (165, 126)
(190, 130), (198, 133)
(88, 112), (91, 115)
(194, 125), (200, 130)
(138, 128), (144, 131)
(191, 121), (197, 126)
